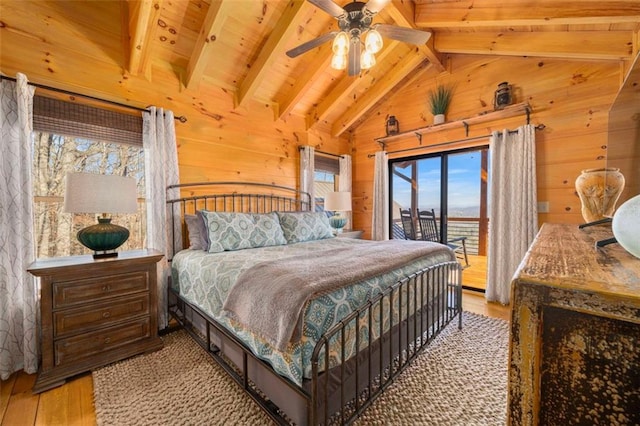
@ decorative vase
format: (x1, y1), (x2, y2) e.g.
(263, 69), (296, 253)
(612, 194), (640, 258)
(575, 168), (625, 223)
(433, 114), (445, 125)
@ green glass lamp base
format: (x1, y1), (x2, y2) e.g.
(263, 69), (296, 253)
(329, 215), (347, 234)
(77, 217), (130, 259)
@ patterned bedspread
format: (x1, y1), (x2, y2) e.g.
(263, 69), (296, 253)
(171, 237), (454, 386)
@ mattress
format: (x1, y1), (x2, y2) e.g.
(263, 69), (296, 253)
(171, 237), (454, 386)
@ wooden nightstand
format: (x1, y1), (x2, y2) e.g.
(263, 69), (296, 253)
(28, 249), (164, 393)
(336, 230), (363, 239)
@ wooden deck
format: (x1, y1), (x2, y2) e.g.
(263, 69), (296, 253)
(462, 254), (487, 291)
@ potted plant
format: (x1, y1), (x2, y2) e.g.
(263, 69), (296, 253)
(428, 85), (453, 125)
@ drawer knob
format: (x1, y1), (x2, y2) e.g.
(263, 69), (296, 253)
(104, 337), (111, 344)
(102, 311), (111, 318)
(101, 285), (112, 292)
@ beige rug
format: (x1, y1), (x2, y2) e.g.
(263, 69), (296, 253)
(93, 312), (508, 425)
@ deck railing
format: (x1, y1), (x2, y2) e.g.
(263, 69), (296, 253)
(392, 217), (489, 256)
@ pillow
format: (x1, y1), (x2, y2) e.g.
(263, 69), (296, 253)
(202, 211), (287, 253)
(277, 211), (334, 243)
(184, 211), (209, 251)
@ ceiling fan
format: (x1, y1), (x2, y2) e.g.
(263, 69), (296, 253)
(286, 0), (431, 76)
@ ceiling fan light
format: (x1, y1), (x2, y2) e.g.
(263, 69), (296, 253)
(331, 53), (348, 70)
(332, 32), (350, 56)
(365, 29), (383, 54)
(361, 50), (376, 69)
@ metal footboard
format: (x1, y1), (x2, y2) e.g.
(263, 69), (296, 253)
(310, 261), (462, 425)
(168, 260), (462, 425)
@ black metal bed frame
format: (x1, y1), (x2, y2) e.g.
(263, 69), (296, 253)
(166, 182), (463, 425)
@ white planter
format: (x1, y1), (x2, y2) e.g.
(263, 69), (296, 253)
(433, 114), (445, 125)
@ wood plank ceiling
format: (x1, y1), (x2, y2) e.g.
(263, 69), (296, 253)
(5, 0), (640, 137)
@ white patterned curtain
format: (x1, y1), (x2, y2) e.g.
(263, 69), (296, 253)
(300, 146), (315, 211)
(372, 151), (389, 240)
(143, 107), (180, 329)
(486, 125), (538, 304)
(0, 74), (38, 379)
(339, 154), (352, 229)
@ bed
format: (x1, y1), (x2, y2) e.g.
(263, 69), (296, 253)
(166, 182), (462, 425)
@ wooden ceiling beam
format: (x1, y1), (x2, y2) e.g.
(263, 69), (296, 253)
(276, 43), (332, 120)
(331, 53), (429, 137)
(184, 0), (227, 90)
(236, 0), (307, 108)
(127, 0), (162, 78)
(436, 31), (634, 61)
(415, 1), (640, 28)
(387, 0), (445, 72)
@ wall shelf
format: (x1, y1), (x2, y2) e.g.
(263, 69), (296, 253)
(375, 102), (531, 149)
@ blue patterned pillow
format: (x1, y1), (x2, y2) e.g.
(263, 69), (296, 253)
(202, 211), (287, 253)
(277, 211), (334, 243)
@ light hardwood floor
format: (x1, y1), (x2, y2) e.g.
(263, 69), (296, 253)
(1, 292), (510, 426)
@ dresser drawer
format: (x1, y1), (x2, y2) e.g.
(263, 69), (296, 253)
(53, 272), (148, 308)
(53, 294), (150, 338)
(54, 318), (151, 366)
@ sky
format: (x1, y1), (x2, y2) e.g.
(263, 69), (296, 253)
(392, 150), (488, 214)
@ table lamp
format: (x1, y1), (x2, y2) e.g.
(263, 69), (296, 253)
(64, 172), (138, 258)
(324, 191), (352, 234)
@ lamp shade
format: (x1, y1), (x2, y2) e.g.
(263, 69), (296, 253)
(324, 191), (352, 212)
(64, 172), (137, 214)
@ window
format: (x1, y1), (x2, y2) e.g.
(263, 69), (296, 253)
(31, 96), (146, 258)
(314, 154), (339, 212)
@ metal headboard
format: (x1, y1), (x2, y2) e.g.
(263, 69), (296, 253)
(166, 181), (312, 259)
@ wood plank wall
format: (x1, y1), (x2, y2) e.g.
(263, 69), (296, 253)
(0, 1), (350, 197)
(350, 55), (623, 239)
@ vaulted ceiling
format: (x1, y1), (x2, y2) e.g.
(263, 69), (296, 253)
(2, 0), (640, 137)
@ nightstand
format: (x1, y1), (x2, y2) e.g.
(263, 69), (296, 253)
(337, 230), (364, 239)
(28, 249), (164, 393)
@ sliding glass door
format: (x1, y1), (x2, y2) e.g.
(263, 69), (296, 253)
(390, 146), (489, 256)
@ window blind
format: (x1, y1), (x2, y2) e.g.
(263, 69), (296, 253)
(315, 155), (340, 174)
(32, 96), (143, 146)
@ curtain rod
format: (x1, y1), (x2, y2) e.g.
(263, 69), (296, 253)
(367, 124), (545, 158)
(0, 75), (187, 123)
(298, 146), (345, 159)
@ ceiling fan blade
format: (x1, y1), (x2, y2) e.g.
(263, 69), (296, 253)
(376, 24), (431, 45)
(348, 38), (361, 76)
(308, 0), (346, 18)
(286, 31), (338, 58)
(362, 0), (391, 15)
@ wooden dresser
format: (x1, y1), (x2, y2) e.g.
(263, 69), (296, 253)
(508, 223), (640, 425)
(28, 249), (164, 393)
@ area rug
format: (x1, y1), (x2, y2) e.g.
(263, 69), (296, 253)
(93, 312), (508, 425)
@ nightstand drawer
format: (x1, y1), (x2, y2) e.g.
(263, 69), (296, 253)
(54, 294), (150, 337)
(54, 318), (151, 366)
(53, 272), (148, 308)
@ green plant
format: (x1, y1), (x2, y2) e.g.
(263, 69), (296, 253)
(428, 85), (453, 115)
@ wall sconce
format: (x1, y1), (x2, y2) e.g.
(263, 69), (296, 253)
(386, 115), (399, 136)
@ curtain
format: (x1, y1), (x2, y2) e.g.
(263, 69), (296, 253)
(372, 151), (389, 240)
(0, 73), (38, 379)
(143, 107), (180, 329)
(339, 154), (352, 228)
(300, 146), (315, 211)
(486, 125), (538, 304)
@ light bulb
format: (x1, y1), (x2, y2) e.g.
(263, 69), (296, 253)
(361, 50), (376, 69)
(365, 29), (383, 54)
(332, 32), (349, 56)
(331, 53), (347, 70)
